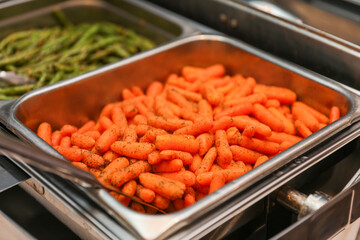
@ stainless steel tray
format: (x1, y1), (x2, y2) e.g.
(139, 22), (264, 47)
(1, 34), (360, 239)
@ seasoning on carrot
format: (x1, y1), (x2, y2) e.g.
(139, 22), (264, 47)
(111, 141), (155, 160)
(155, 134), (199, 153)
(111, 161), (151, 188)
(158, 171), (196, 187)
(95, 124), (122, 153)
(215, 130), (232, 168)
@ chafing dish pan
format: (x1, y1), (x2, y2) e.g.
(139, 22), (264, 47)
(0, 34), (360, 239)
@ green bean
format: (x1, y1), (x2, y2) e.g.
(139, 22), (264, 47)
(48, 71), (63, 85)
(52, 8), (73, 28)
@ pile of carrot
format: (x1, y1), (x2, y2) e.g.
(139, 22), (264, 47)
(36, 64), (341, 214)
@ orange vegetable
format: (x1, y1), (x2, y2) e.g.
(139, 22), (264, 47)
(71, 133), (95, 149)
(215, 130), (232, 168)
(174, 118), (213, 136)
(136, 185), (156, 203)
(214, 102), (253, 120)
(111, 141), (155, 160)
(200, 84), (222, 106)
(152, 159), (183, 173)
(95, 124), (122, 153)
(60, 124), (77, 137)
(158, 171), (196, 187)
(159, 150), (193, 165)
(252, 103), (284, 132)
(147, 115), (192, 132)
(111, 161), (151, 188)
(118, 180), (137, 207)
(209, 171), (226, 194)
(111, 106), (127, 128)
(294, 120), (312, 138)
(255, 85), (297, 104)
(196, 147), (217, 176)
(198, 99), (213, 120)
(139, 173), (186, 200)
(98, 116), (113, 130)
(82, 150), (105, 168)
(184, 187), (196, 207)
(232, 116), (272, 137)
(55, 146), (83, 162)
(155, 134), (199, 153)
(230, 145), (264, 164)
(292, 102), (320, 132)
(154, 96), (176, 119)
(146, 81), (164, 97)
(51, 130), (62, 146)
(77, 120), (96, 134)
(60, 136), (71, 148)
(99, 157), (129, 182)
(83, 131), (101, 141)
(254, 156), (269, 168)
(196, 133), (215, 156)
(329, 106), (340, 123)
(71, 162), (89, 171)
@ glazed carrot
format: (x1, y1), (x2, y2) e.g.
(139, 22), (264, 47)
(111, 161), (151, 188)
(215, 130), (232, 168)
(167, 89), (197, 112)
(254, 156), (269, 168)
(268, 107), (296, 135)
(232, 116), (272, 137)
(265, 99), (280, 108)
(152, 159), (183, 173)
(294, 120), (312, 138)
(111, 106), (127, 128)
(200, 84), (222, 106)
(146, 81), (163, 97)
(60, 124), (77, 137)
(153, 194), (170, 209)
(209, 171), (226, 194)
(225, 92), (267, 107)
(292, 102), (320, 132)
(51, 130), (62, 146)
(159, 150), (193, 165)
(230, 145), (264, 164)
(196, 147), (217, 175)
(293, 101), (329, 124)
(148, 150), (161, 165)
(147, 115), (192, 132)
(118, 180), (137, 207)
(122, 88), (135, 100)
(214, 103), (253, 120)
(190, 154), (202, 173)
(155, 134), (199, 153)
(71, 162), (89, 171)
(154, 96), (176, 119)
(130, 202), (146, 213)
(102, 150), (119, 164)
(184, 187), (196, 207)
(252, 103), (284, 132)
(196, 133), (215, 156)
(329, 106), (340, 123)
(255, 85), (297, 104)
(139, 173), (186, 200)
(95, 124), (122, 153)
(55, 146), (83, 162)
(133, 115), (148, 125)
(100, 104), (114, 118)
(136, 185), (156, 203)
(83, 131), (101, 141)
(242, 125), (255, 138)
(99, 157), (129, 182)
(82, 150), (105, 168)
(60, 136), (71, 148)
(198, 99), (213, 120)
(77, 120), (96, 134)
(122, 103), (138, 118)
(99, 116), (113, 130)
(211, 116), (233, 132)
(123, 127), (137, 143)
(174, 118), (213, 136)
(111, 141), (155, 160)
(158, 171), (196, 187)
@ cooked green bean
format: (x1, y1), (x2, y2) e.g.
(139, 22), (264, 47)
(0, 9), (156, 99)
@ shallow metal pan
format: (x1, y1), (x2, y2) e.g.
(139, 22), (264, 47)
(1, 34), (360, 239)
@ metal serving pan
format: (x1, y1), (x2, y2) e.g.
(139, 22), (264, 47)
(0, 34), (360, 239)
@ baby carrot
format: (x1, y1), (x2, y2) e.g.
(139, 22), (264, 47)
(226, 126), (242, 145)
(140, 128), (168, 143)
(196, 147), (217, 175)
(174, 118), (213, 136)
(111, 161), (151, 188)
(37, 122), (52, 145)
(232, 116), (272, 137)
(130, 202), (146, 214)
(135, 124), (153, 136)
(167, 74), (192, 89)
(225, 92), (267, 107)
(133, 115), (148, 125)
(51, 130), (62, 146)
(139, 173), (186, 200)
(111, 106), (127, 128)
(111, 141), (155, 160)
(146, 81), (163, 97)
(200, 84), (222, 106)
(159, 150), (193, 165)
(292, 102), (320, 132)
(265, 99), (280, 108)
(196, 133), (215, 156)
(135, 101), (154, 118)
(148, 150), (161, 165)
(102, 150), (119, 164)
(167, 89), (197, 112)
(169, 87), (202, 102)
(77, 120), (96, 134)
(82, 150), (105, 168)
(95, 124), (122, 153)
(329, 106), (340, 123)
(294, 120), (312, 138)
(55, 146), (83, 162)
(71, 133), (95, 149)
(118, 180), (137, 207)
(153, 194), (170, 210)
(60, 136), (71, 148)
(254, 156), (269, 168)
(98, 157), (129, 182)
(268, 107), (296, 135)
(152, 159), (183, 173)
(154, 96), (176, 119)
(184, 187), (196, 207)
(293, 101), (329, 124)
(60, 124), (77, 137)
(147, 115), (192, 132)
(209, 171), (226, 194)
(136, 185), (156, 203)
(255, 85), (297, 104)
(123, 127), (137, 143)
(122, 103), (138, 118)
(252, 103), (284, 132)
(198, 99), (213, 120)
(197, 168), (246, 185)
(190, 154), (202, 173)
(100, 103), (114, 118)
(266, 131), (303, 145)
(211, 116), (233, 132)
(131, 86), (144, 96)
(214, 102), (253, 120)
(158, 171), (196, 187)
(242, 125), (255, 138)
(181, 66), (204, 82)
(239, 136), (280, 155)
(215, 130), (232, 168)
(167, 101), (182, 117)
(122, 88), (135, 100)
(83, 131), (101, 141)
(99, 116), (113, 130)
(181, 110), (201, 122)
(230, 145), (264, 164)
(71, 162), (89, 171)
(155, 134), (199, 153)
